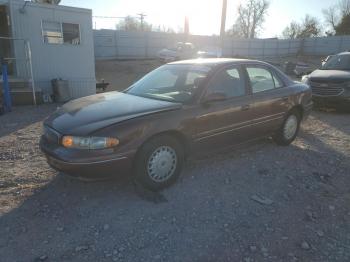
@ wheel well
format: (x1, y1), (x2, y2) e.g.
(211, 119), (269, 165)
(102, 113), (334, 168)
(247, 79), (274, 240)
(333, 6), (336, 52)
(137, 130), (190, 158)
(291, 105), (303, 119)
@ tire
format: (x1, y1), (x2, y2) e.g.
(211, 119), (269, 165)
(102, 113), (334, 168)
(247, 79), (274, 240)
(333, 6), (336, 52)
(133, 135), (184, 191)
(273, 109), (301, 146)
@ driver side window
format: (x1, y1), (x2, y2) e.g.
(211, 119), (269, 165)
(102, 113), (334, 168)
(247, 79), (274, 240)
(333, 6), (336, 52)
(206, 67), (246, 99)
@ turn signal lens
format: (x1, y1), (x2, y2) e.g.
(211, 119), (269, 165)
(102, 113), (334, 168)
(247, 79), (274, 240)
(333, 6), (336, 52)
(106, 138), (119, 147)
(62, 136), (74, 148)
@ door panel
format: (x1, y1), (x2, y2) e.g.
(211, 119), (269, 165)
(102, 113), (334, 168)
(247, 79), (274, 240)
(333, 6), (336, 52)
(192, 65), (256, 153)
(245, 65), (290, 136)
(251, 89), (289, 136)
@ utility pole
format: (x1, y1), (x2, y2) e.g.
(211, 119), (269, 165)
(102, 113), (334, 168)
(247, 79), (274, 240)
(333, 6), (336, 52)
(137, 13), (147, 31)
(184, 16), (189, 41)
(220, 0), (227, 51)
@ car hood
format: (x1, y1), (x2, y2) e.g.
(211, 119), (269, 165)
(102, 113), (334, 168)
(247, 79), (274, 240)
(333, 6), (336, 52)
(158, 48), (177, 57)
(45, 92), (181, 135)
(309, 69), (350, 82)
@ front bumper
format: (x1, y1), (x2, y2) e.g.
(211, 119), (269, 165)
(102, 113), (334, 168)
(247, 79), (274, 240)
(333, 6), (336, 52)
(312, 95), (350, 108)
(40, 137), (133, 179)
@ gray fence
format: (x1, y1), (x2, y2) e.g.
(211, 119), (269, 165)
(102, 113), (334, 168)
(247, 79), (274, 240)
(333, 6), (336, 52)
(94, 29), (350, 60)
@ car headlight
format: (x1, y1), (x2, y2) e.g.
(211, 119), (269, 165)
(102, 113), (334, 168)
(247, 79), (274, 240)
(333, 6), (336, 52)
(301, 75), (310, 85)
(61, 136), (119, 149)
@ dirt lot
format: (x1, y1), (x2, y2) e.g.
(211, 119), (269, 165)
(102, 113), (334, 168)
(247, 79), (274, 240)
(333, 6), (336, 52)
(95, 60), (163, 91)
(0, 103), (350, 261)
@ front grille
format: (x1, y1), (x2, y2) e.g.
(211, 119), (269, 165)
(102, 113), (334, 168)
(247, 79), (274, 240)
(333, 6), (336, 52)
(310, 81), (344, 97)
(43, 126), (61, 144)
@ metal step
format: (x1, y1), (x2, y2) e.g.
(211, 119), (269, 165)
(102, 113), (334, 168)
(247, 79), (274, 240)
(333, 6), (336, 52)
(0, 80), (43, 105)
(0, 78), (29, 89)
(10, 88), (43, 106)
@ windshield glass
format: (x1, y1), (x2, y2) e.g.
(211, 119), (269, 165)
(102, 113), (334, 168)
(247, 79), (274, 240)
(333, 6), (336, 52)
(322, 54), (350, 70)
(126, 64), (211, 103)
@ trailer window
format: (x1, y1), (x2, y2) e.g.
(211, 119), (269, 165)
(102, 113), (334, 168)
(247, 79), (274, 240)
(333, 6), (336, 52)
(62, 23), (80, 45)
(42, 21), (63, 44)
(42, 21), (80, 45)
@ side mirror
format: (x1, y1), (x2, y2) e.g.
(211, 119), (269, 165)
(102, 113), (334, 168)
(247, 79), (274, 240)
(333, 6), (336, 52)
(202, 92), (227, 104)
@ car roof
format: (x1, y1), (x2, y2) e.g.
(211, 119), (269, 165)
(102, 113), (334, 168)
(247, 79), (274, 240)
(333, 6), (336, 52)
(337, 51), (350, 55)
(168, 58), (261, 66)
(169, 57), (293, 85)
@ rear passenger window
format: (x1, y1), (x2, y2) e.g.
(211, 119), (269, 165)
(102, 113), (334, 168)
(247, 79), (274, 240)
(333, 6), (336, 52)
(206, 67), (246, 98)
(272, 73), (284, 88)
(246, 67), (276, 93)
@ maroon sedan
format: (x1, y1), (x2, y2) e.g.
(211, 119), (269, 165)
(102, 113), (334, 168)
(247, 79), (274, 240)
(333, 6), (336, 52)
(40, 58), (312, 190)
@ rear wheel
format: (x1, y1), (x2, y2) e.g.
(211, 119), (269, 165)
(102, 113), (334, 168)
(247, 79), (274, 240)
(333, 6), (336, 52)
(273, 109), (301, 146)
(134, 135), (184, 191)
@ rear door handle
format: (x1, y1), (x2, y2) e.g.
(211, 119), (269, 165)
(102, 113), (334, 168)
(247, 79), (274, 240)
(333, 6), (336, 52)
(282, 96), (289, 102)
(241, 104), (250, 111)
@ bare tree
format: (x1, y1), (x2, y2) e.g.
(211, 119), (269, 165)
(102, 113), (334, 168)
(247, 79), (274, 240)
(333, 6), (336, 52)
(155, 25), (176, 34)
(282, 15), (322, 39)
(298, 15), (322, 38)
(322, 6), (339, 33)
(339, 0), (350, 16)
(226, 24), (244, 38)
(231, 0), (270, 38)
(335, 14), (350, 35)
(116, 16), (152, 31)
(322, 0), (350, 35)
(282, 22), (301, 39)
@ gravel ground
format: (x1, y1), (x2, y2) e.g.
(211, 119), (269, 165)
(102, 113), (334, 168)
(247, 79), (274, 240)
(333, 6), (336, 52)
(0, 104), (350, 262)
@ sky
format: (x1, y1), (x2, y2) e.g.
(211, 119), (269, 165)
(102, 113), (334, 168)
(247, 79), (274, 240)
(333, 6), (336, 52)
(60, 0), (336, 38)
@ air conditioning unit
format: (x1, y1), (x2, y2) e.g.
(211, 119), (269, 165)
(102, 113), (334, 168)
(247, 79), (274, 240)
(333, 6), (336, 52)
(32, 0), (61, 4)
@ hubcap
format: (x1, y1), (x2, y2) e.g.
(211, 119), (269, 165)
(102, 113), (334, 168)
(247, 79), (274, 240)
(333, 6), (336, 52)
(147, 146), (177, 182)
(283, 115), (298, 140)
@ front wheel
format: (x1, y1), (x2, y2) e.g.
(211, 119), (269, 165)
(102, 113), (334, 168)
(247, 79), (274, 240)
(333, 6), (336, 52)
(134, 135), (184, 191)
(273, 110), (301, 146)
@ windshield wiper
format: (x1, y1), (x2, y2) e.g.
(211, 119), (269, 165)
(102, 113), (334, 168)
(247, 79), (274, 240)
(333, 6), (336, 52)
(144, 93), (177, 102)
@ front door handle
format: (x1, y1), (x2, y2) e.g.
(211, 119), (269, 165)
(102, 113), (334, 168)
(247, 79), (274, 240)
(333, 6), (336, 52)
(282, 96), (289, 102)
(241, 104), (250, 111)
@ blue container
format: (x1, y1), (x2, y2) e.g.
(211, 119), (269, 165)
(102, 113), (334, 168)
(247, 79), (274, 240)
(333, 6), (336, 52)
(1, 59), (12, 112)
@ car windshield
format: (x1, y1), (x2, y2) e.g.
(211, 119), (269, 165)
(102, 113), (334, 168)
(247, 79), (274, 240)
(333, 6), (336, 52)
(125, 64), (210, 103)
(322, 54), (350, 70)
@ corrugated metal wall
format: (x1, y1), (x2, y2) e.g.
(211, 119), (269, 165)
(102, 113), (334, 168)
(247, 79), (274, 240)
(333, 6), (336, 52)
(94, 30), (182, 59)
(302, 36), (350, 55)
(94, 29), (350, 60)
(9, 0), (96, 98)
